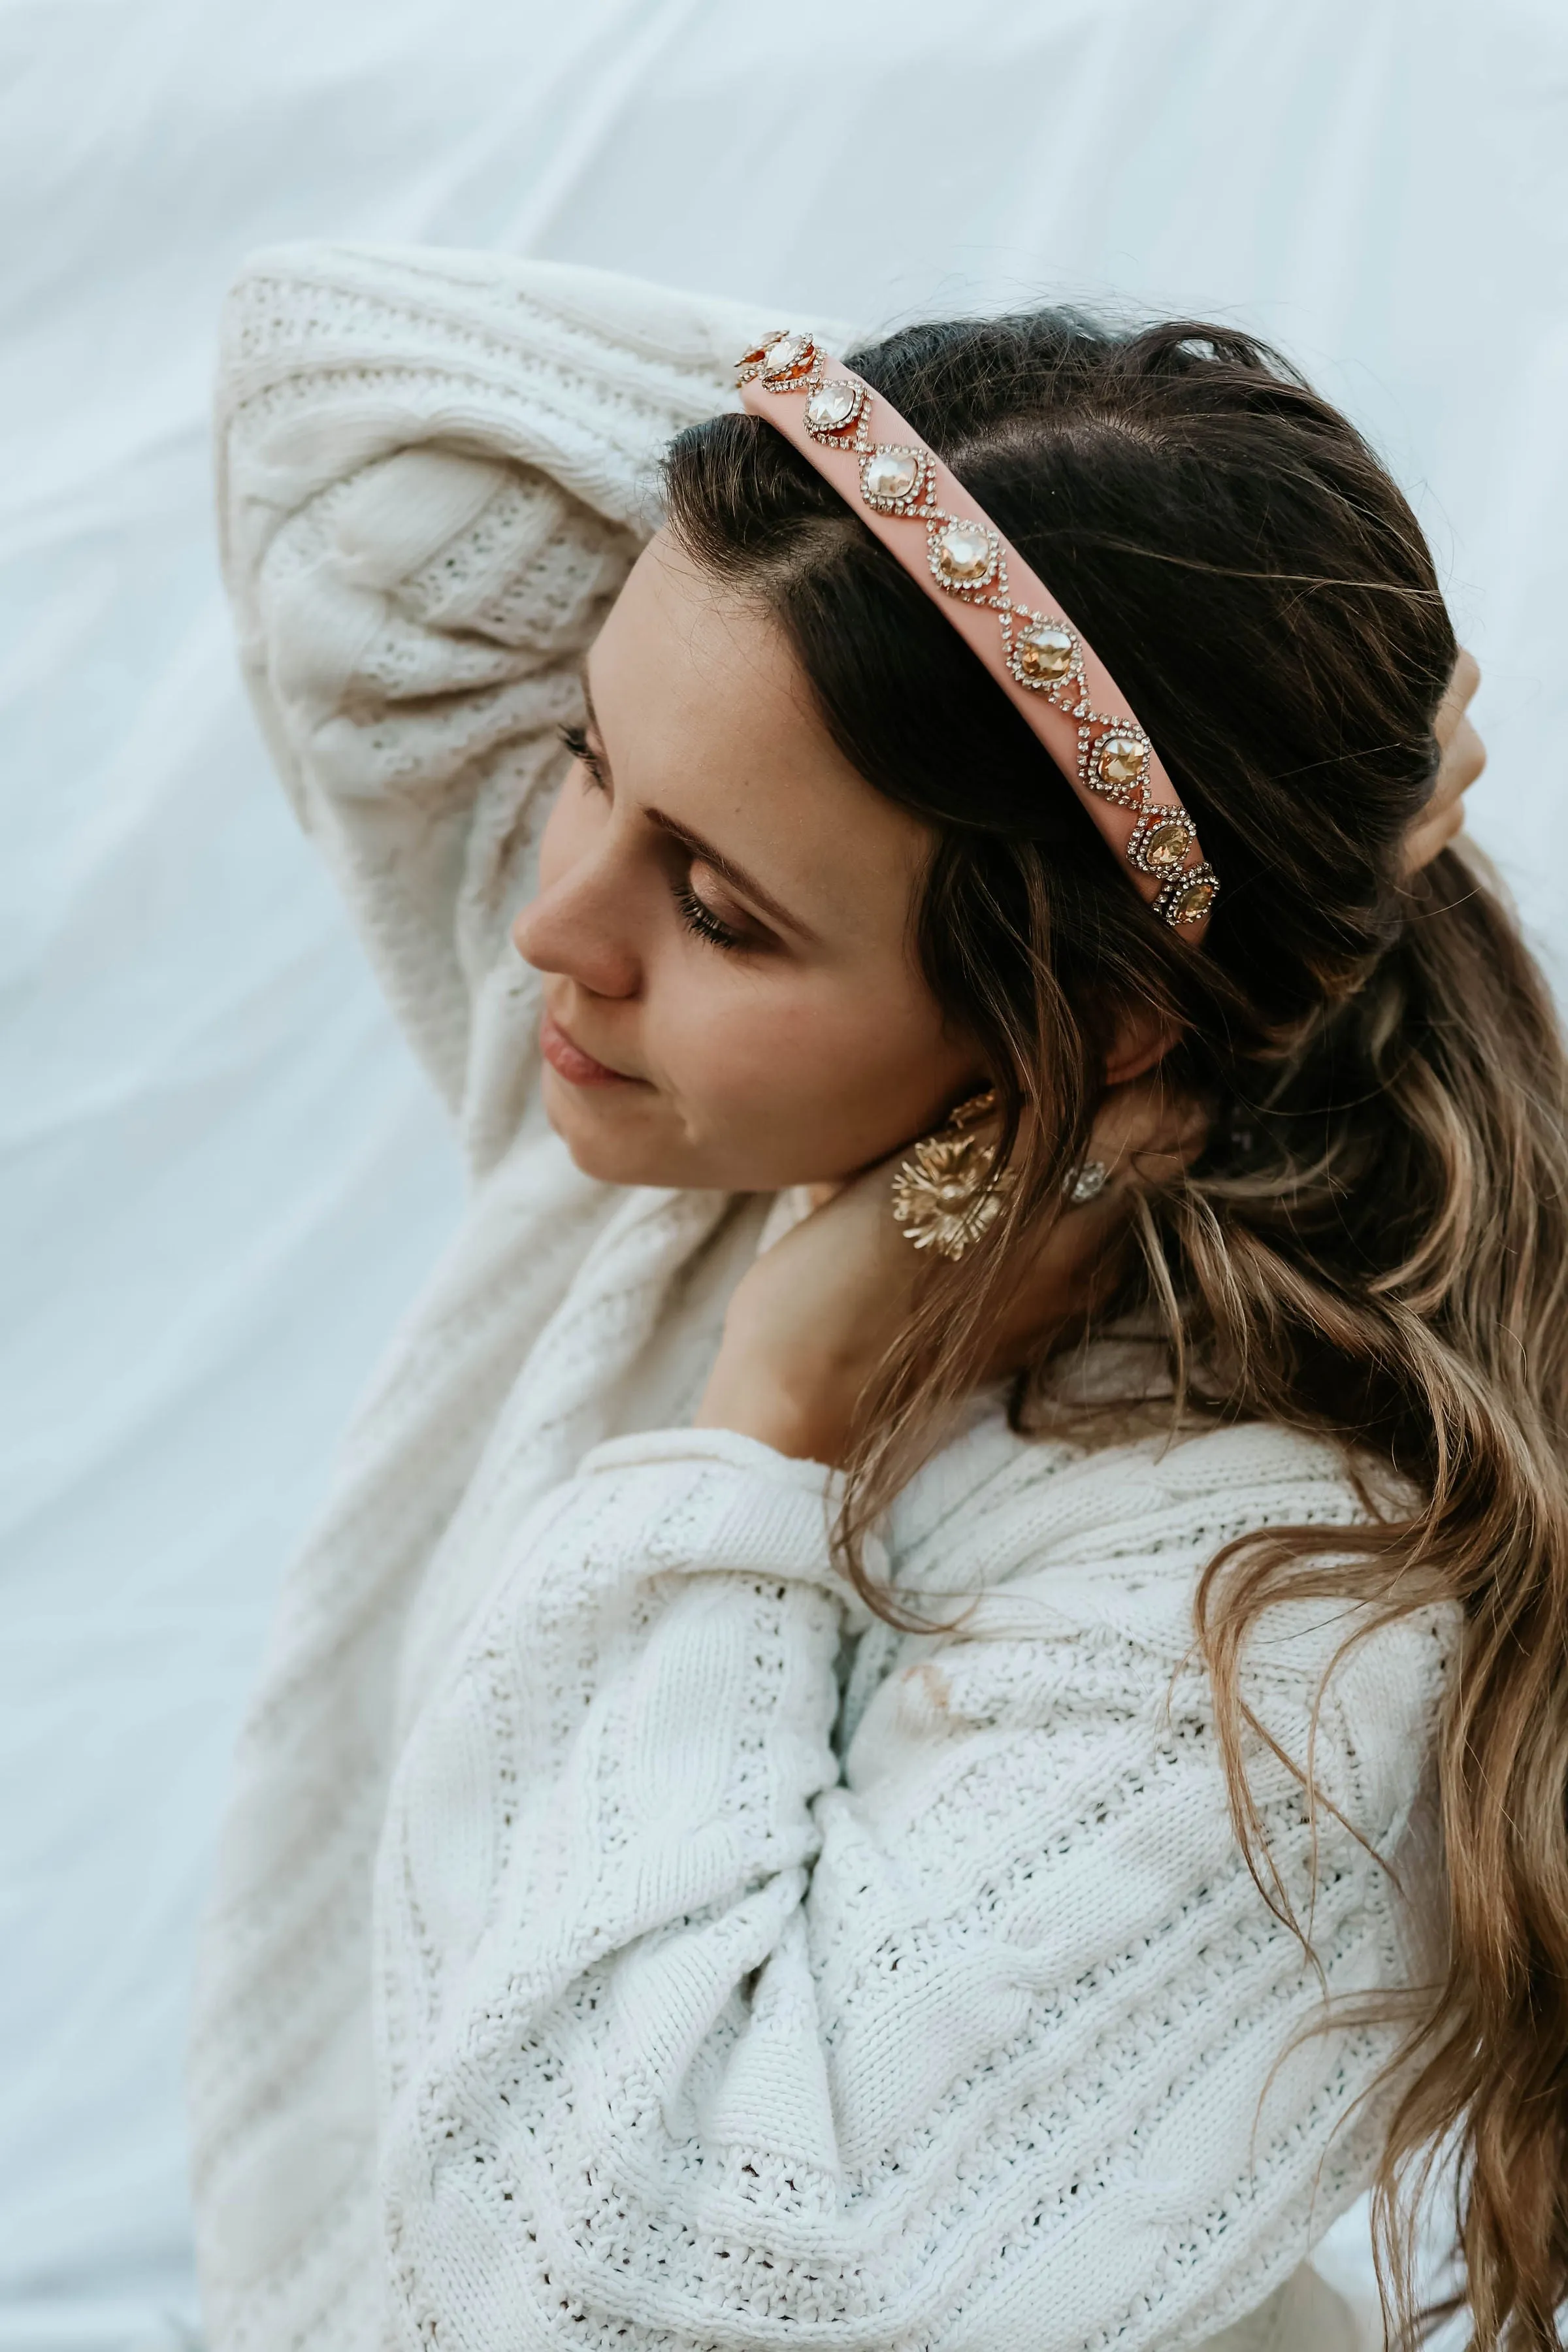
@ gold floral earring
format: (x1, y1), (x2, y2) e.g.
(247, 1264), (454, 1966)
(890, 1091), (1012, 1259)
(889, 1091), (1110, 1259)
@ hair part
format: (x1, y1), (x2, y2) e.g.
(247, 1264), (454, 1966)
(664, 306), (1568, 2347)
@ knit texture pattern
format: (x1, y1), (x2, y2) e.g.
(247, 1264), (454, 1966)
(191, 243), (1448, 2352)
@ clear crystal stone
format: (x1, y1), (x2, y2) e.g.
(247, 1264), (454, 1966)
(861, 446), (923, 504)
(1097, 732), (1148, 789)
(1015, 621), (1074, 680)
(932, 521), (993, 583)
(805, 380), (858, 431)
(762, 334), (811, 379)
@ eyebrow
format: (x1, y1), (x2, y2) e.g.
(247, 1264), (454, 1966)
(580, 667), (819, 944)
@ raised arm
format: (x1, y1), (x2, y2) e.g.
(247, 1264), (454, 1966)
(373, 1422), (1446, 2352)
(218, 243), (835, 1168)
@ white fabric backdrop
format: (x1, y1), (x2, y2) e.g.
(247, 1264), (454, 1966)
(3, 1), (1563, 2342)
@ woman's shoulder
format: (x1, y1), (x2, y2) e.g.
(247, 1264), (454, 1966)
(877, 1406), (1452, 1872)
(893, 1406), (1380, 1586)
(893, 1405), (1452, 1695)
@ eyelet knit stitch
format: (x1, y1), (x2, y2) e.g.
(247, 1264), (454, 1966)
(191, 242), (1449, 2352)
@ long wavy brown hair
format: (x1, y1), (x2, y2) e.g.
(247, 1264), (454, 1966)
(664, 311), (1568, 2347)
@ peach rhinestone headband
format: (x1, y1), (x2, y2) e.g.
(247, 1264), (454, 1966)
(737, 331), (1219, 936)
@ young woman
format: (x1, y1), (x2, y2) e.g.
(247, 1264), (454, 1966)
(189, 244), (1562, 2352)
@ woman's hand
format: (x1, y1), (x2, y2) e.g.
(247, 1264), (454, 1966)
(1405, 647), (1486, 873)
(695, 1076), (1204, 1465)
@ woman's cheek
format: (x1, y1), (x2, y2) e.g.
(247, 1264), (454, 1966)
(718, 986), (904, 1152)
(662, 981), (790, 1117)
(641, 968), (806, 1137)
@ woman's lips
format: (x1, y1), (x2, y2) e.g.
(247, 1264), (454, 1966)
(540, 1013), (639, 1088)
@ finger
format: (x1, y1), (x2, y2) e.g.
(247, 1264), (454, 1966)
(1406, 653), (1485, 875)
(1433, 647), (1481, 749)
(1448, 710), (1486, 793)
(986, 1169), (1127, 1356)
(1429, 710), (1486, 806)
(1404, 793), (1469, 874)
(1079, 1073), (1208, 1194)
(1406, 710), (1486, 874)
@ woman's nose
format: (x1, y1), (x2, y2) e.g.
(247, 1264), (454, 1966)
(512, 879), (640, 1001)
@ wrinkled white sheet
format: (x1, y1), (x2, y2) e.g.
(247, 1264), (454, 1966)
(3, 0), (1563, 2342)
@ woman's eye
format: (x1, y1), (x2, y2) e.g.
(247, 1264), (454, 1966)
(673, 883), (745, 953)
(558, 721), (607, 789)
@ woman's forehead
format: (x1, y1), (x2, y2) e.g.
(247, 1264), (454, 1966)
(588, 535), (934, 936)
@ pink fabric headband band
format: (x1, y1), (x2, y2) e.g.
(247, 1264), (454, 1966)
(737, 331), (1219, 938)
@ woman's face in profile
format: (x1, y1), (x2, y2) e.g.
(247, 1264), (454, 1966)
(512, 532), (979, 1193)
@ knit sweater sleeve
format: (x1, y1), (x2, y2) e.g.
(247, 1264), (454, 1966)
(373, 1426), (1447, 2352)
(216, 244), (834, 1169)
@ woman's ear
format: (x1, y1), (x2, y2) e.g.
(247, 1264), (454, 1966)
(1102, 1004), (1181, 1089)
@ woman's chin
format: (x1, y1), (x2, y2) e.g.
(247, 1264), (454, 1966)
(542, 1070), (689, 1188)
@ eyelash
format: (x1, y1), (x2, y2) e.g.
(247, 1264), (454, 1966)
(557, 721), (746, 954)
(673, 885), (745, 953)
(559, 721), (600, 779)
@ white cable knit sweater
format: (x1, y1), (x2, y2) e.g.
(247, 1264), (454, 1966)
(191, 243), (1450, 2352)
